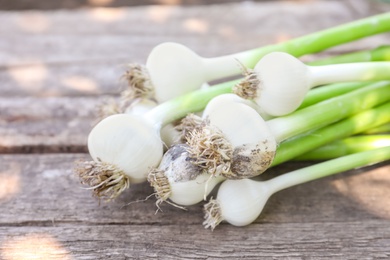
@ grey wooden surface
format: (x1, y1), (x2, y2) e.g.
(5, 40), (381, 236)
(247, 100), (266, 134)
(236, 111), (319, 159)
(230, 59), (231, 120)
(1, 0), (390, 259)
(1, 0), (280, 10)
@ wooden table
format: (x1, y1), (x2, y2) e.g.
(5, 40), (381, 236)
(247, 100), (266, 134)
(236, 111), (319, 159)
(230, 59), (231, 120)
(1, 0), (390, 258)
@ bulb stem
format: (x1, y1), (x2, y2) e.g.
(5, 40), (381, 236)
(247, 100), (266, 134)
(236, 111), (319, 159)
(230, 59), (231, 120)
(295, 134), (390, 160)
(144, 45), (390, 129)
(266, 81), (390, 142)
(202, 56), (242, 81)
(145, 79), (239, 127)
(298, 81), (368, 109)
(266, 146), (390, 193)
(200, 14), (390, 82)
(308, 62), (390, 87)
(308, 45), (390, 66)
(272, 102), (390, 166)
(240, 13), (390, 68)
(364, 122), (390, 134)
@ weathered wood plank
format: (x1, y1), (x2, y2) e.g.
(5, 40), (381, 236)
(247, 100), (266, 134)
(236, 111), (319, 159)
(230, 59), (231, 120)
(2, 0), (390, 152)
(0, 60), (129, 97)
(0, 154), (389, 258)
(1, 1), (390, 258)
(0, 0), (318, 10)
(1, 1), (390, 97)
(0, 154), (388, 225)
(0, 96), (104, 153)
(1, 221), (390, 259)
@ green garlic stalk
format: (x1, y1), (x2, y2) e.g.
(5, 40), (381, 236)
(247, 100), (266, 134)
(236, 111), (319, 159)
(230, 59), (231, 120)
(295, 134), (390, 160)
(204, 146), (390, 229)
(148, 91), (390, 207)
(132, 13), (390, 103)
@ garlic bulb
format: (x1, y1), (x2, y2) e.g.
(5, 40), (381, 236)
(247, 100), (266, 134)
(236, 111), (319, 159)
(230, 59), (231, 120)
(75, 81), (234, 200)
(186, 82), (389, 180)
(146, 42), (246, 103)
(204, 179), (269, 229)
(187, 94), (277, 179)
(202, 93), (271, 120)
(98, 97), (178, 148)
(75, 114), (163, 200)
(148, 82), (390, 207)
(235, 51), (390, 116)
(148, 144), (224, 206)
(98, 82), (211, 150)
(204, 145), (390, 229)
(88, 114), (163, 182)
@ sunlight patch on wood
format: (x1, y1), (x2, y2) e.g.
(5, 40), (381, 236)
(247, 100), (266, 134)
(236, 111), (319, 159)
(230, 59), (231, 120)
(183, 18), (209, 34)
(61, 76), (98, 93)
(0, 163), (21, 202)
(88, 8), (126, 22)
(1, 233), (72, 260)
(275, 32), (292, 43)
(155, 0), (181, 5)
(16, 12), (50, 33)
(88, 0), (115, 6)
(331, 165), (390, 219)
(217, 25), (237, 39)
(147, 6), (176, 23)
(7, 63), (48, 91)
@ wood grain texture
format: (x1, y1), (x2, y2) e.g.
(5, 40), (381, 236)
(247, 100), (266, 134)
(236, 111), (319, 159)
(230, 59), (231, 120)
(1, 0), (390, 152)
(0, 0), (290, 10)
(1, 221), (390, 259)
(0, 154), (389, 225)
(0, 96), (101, 153)
(0, 154), (389, 259)
(1, 0), (390, 97)
(1, 0), (390, 258)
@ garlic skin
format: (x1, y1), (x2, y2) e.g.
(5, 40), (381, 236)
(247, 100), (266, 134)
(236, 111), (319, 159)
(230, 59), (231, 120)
(249, 51), (390, 116)
(208, 144), (390, 228)
(203, 94), (277, 178)
(211, 179), (271, 227)
(161, 144), (224, 206)
(253, 52), (311, 116)
(149, 144), (224, 206)
(147, 42), (242, 103)
(205, 98), (274, 147)
(202, 93), (271, 120)
(169, 173), (222, 206)
(88, 114), (163, 183)
(146, 42), (206, 103)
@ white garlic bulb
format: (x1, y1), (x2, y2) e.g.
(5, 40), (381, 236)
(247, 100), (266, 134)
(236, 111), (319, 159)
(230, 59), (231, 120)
(237, 51), (390, 116)
(146, 42), (246, 103)
(88, 114), (163, 184)
(148, 144), (224, 206)
(205, 179), (270, 228)
(187, 94), (277, 179)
